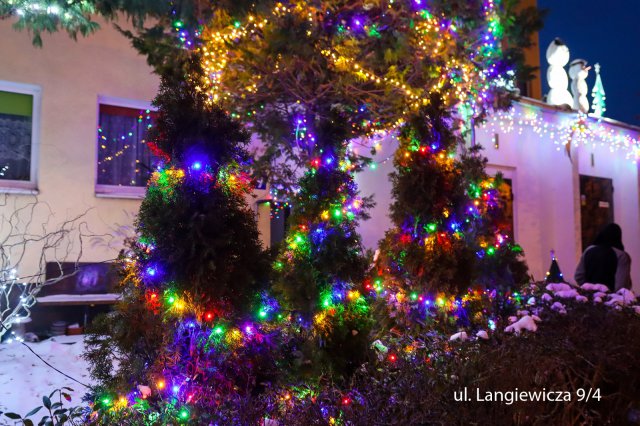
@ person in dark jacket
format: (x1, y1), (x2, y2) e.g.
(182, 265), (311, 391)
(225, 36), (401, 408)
(575, 223), (632, 291)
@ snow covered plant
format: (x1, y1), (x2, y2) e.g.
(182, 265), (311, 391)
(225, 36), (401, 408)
(0, 196), (89, 339)
(1, 388), (87, 425)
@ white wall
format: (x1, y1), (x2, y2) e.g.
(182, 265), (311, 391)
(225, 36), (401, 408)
(477, 104), (582, 283)
(477, 102), (640, 291)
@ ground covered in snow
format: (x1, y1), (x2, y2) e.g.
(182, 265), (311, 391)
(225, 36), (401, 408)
(0, 335), (93, 421)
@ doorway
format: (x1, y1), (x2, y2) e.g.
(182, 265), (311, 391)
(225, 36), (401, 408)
(579, 175), (614, 251)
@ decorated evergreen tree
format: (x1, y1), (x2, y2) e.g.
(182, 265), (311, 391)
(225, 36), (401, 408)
(373, 99), (528, 332)
(271, 112), (375, 378)
(85, 59), (278, 422)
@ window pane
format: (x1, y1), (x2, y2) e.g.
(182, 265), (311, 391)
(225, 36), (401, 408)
(0, 90), (33, 182)
(97, 104), (157, 187)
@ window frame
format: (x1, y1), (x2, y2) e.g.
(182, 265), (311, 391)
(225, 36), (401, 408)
(0, 80), (41, 194)
(486, 164), (518, 243)
(95, 95), (156, 199)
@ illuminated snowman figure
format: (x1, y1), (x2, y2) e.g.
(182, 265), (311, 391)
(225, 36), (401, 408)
(569, 59), (591, 113)
(545, 38), (573, 107)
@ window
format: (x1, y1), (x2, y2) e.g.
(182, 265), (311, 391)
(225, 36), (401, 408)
(0, 81), (40, 192)
(96, 97), (158, 198)
(486, 165), (517, 242)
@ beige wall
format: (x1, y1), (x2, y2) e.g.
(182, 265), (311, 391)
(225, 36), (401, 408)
(0, 19), (274, 279)
(0, 18), (159, 277)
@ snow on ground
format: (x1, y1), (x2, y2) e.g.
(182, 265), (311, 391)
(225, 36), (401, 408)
(0, 335), (94, 419)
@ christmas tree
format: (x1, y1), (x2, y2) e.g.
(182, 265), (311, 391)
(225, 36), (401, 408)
(591, 63), (606, 118)
(544, 249), (566, 283)
(85, 58), (278, 422)
(271, 111), (375, 378)
(372, 99), (528, 331)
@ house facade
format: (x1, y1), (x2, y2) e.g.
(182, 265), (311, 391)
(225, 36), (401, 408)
(0, 19), (159, 279)
(1, 19), (638, 293)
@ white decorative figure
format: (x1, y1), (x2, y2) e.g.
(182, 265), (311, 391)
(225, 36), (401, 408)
(569, 59), (590, 113)
(545, 38), (573, 107)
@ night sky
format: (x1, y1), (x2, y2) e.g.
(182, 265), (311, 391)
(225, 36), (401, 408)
(537, 0), (640, 126)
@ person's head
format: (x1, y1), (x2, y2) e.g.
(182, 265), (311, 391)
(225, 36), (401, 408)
(593, 223), (624, 251)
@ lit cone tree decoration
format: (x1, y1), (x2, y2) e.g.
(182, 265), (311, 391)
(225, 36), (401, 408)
(591, 63), (606, 118)
(544, 250), (565, 283)
(85, 60), (278, 422)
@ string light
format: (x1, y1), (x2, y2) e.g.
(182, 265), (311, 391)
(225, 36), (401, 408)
(481, 105), (640, 161)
